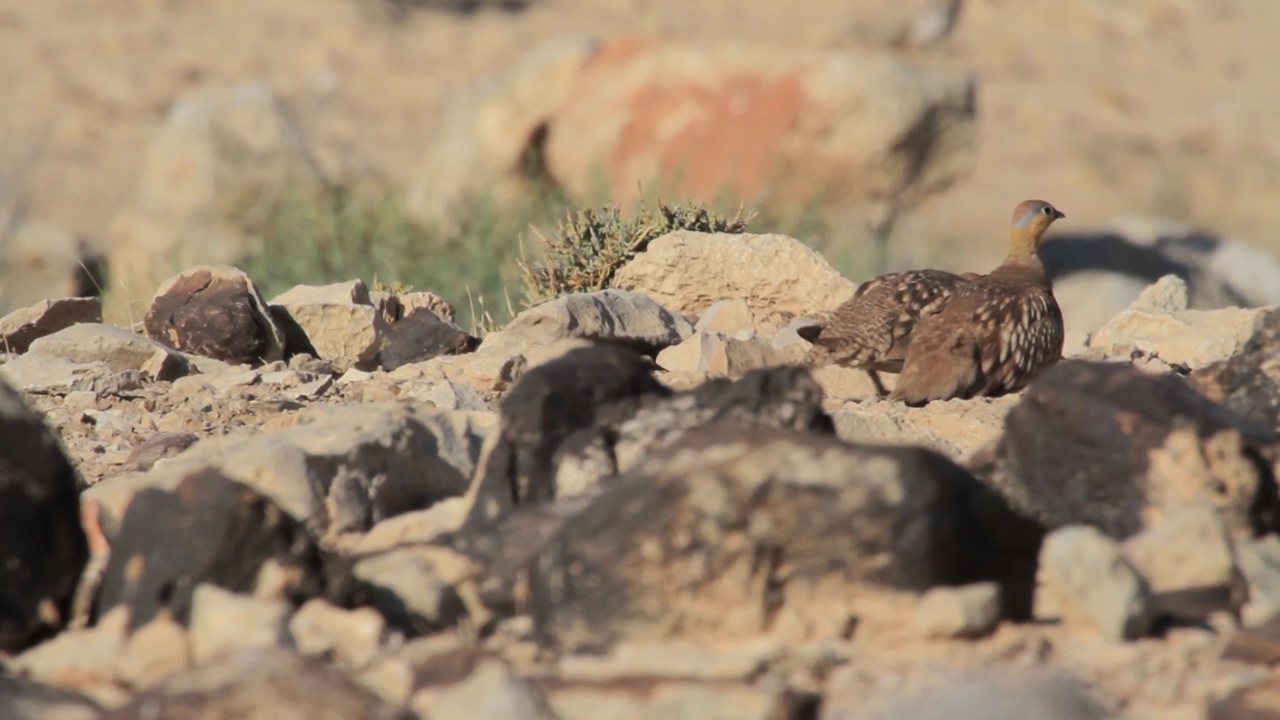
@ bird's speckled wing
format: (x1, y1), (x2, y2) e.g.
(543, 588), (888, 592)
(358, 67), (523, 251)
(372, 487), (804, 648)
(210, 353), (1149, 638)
(891, 265), (1064, 404)
(807, 269), (971, 370)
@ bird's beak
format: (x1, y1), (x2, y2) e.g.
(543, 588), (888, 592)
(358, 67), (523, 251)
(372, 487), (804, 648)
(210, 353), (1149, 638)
(1053, 209), (1066, 220)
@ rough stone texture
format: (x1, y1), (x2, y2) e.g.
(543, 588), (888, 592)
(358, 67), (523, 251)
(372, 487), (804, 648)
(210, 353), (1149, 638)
(188, 584), (293, 663)
(397, 291), (458, 324)
(84, 404), (495, 538)
(0, 355), (143, 395)
(1085, 283), (1269, 370)
(1035, 526), (1155, 642)
(1208, 677), (1280, 720)
(115, 614), (192, 689)
(541, 678), (792, 720)
(465, 343), (670, 523)
(0, 676), (101, 720)
(474, 353), (839, 517)
(27, 322), (189, 380)
(544, 39), (975, 212)
(0, 297), (103, 354)
(100, 649), (412, 720)
(10, 607), (130, 700)
(289, 599), (386, 669)
(693, 298), (757, 336)
(968, 359), (1280, 540)
(480, 289), (694, 359)
(94, 470), (339, 630)
(843, 671), (1110, 720)
(378, 307), (477, 371)
(414, 658), (558, 720)
(270, 280), (390, 372)
(1235, 535), (1280, 624)
(613, 231), (858, 324)
(103, 82), (308, 322)
(655, 331), (790, 377)
(831, 395), (1018, 461)
(144, 265), (285, 366)
(1191, 308), (1280, 432)
(915, 582), (1002, 639)
(409, 37), (976, 226)
(0, 377), (89, 653)
(352, 544), (479, 633)
(1122, 504), (1245, 620)
(462, 424), (1041, 653)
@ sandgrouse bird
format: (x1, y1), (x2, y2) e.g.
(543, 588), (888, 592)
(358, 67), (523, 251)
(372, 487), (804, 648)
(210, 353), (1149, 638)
(889, 199), (1066, 406)
(799, 269), (978, 397)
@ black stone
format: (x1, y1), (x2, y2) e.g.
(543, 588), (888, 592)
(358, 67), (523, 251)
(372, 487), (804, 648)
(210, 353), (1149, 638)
(0, 379), (88, 653)
(378, 308), (479, 371)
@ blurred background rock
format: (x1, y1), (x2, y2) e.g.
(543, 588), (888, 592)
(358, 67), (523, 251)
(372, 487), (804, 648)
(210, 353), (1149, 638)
(2, 0), (1278, 333)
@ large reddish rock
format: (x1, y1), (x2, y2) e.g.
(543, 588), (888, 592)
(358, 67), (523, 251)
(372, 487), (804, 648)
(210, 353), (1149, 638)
(543, 39), (976, 210)
(408, 37), (977, 226)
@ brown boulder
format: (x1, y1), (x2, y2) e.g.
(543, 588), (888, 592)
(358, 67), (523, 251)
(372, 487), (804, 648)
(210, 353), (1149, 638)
(144, 265), (285, 366)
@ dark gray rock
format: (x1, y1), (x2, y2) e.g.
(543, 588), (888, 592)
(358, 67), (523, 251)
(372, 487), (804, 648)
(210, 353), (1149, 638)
(457, 424), (1043, 653)
(379, 308), (478, 371)
(95, 470), (356, 630)
(144, 266), (285, 366)
(969, 359), (1280, 540)
(467, 343), (671, 521)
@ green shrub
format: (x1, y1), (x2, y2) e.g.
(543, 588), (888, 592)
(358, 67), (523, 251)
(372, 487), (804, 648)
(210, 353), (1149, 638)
(239, 182), (566, 332)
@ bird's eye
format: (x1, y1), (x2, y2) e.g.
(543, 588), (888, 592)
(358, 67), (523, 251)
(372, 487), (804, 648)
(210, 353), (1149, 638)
(1041, 206), (1053, 215)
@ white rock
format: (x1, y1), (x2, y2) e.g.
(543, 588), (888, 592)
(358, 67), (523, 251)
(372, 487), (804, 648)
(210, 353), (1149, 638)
(27, 323), (188, 380)
(188, 584), (292, 663)
(915, 582), (1002, 638)
(270, 280), (389, 372)
(613, 232), (858, 325)
(1035, 526), (1154, 642)
(289, 599), (386, 669)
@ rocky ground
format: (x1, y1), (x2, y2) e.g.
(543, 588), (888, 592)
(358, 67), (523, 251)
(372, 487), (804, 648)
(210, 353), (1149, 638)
(2, 230), (1280, 719)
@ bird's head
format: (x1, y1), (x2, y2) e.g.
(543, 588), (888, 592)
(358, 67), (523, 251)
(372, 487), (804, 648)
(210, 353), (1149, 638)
(1007, 199), (1064, 260)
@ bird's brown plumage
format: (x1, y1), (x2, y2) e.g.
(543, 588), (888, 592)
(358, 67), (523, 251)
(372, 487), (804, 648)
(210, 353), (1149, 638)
(801, 269), (976, 396)
(889, 200), (1066, 406)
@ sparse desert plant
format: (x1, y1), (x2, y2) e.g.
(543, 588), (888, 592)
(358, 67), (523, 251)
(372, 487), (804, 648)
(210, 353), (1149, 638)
(518, 201), (753, 305)
(240, 181), (565, 330)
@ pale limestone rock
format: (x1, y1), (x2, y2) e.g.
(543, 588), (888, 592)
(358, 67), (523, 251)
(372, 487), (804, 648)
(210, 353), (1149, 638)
(27, 323), (188, 380)
(1035, 526), (1154, 642)
(0, 297), (102, 354)
(188, 584), (292, 663)
(1123, 504), (1245, 618)
(614, 232), (858, 325)
(915, 582), (1002, 638)
(289, 599), (386, 669)
(655, 331), (787, 377)
(115, 614), (191, 689)
(270, 280), (389, 372)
